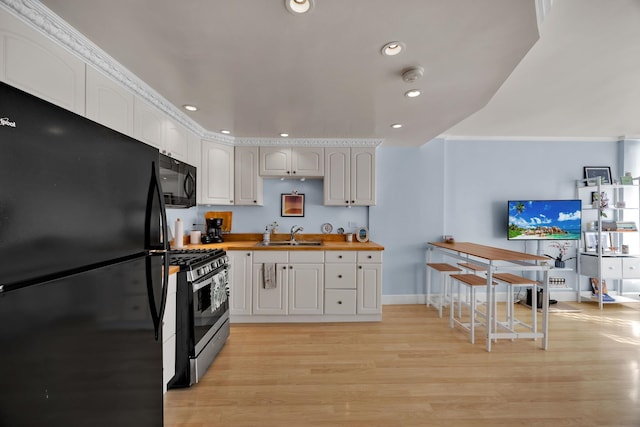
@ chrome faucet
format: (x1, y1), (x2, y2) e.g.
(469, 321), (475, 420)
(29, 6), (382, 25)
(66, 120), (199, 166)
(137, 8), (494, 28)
(290, 225), (304, 242)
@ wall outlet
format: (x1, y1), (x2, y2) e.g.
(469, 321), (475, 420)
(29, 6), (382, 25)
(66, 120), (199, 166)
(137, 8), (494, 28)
(348, 221), (358, 228)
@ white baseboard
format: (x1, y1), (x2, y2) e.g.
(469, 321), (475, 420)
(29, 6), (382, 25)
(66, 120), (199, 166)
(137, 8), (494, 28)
(382, 291), (578, 305)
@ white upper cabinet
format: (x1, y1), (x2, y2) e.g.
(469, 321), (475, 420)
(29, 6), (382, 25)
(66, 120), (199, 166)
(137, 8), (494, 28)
(201, 140), (234, 205)
(324, 147), (376, 206)
(86, 65), (134, 136)
(259, 147), (324, 177)
(133, 97), (188, 161)
(235, 146), (263, 206)
(0, 8), (85, 114)
(351, 147), (376, 206)
(163, 118), (189, 161)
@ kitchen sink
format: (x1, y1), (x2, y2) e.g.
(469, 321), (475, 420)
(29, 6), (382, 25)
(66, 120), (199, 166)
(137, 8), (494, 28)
(256, 241), (323, 247)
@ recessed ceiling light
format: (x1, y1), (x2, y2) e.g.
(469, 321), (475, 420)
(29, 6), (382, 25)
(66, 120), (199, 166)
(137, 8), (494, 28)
(280, 133), (289, 137)
(183, 104), (198, 112)
(285, 0), (313, 14)
(405, 89), (422, 98)
(381, 41), (405, 56)
(220, 129), (231, 135)
(391, 123), (403, 129)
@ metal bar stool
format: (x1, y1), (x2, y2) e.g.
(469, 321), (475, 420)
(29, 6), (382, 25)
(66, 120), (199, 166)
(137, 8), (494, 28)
(492, 273), (539, 337)
(455, 262), (487, 318)
(449, 274), (496, 344)
(426, 263), (462, 317)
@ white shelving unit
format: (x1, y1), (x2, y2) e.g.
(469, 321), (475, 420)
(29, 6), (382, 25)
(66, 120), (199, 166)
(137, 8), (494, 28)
(576, 177), (640, 309)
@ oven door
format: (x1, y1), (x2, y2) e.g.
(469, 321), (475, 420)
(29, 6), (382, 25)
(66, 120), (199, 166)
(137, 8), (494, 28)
(191, 267), (229, 356)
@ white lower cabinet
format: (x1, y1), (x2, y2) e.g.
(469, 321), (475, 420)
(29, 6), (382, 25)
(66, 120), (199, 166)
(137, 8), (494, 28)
(324, 251), (357, 315)
(253, 251), (288, 315)
(228, 251), (253, 315)
(162, 273), (177, 393)
(230, 249), (382, 322)
(288, 251), (324, 315)
(357, 251), (382, 314)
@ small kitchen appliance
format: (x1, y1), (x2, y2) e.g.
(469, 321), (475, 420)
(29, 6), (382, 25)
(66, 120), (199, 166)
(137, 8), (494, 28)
(203, 217), (224, 243)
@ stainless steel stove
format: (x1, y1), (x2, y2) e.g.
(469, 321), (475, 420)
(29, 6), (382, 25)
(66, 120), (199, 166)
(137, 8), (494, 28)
(167, 248), (230, 388)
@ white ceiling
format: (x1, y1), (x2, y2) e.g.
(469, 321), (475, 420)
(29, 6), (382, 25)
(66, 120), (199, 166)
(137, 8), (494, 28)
(32, 1), (640, 146)
(446, 0), (640, 140)
(37, 0), (540, 147)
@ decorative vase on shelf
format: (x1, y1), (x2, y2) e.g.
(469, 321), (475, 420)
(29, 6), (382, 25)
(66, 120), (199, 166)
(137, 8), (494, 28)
(555, 260), (565, 268)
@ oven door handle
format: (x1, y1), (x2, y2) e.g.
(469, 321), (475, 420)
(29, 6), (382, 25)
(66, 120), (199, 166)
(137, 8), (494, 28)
(192, 276), (214, 292)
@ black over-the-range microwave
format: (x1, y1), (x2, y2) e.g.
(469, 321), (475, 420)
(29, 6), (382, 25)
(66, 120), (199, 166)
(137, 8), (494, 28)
(159, 153), (196, 208)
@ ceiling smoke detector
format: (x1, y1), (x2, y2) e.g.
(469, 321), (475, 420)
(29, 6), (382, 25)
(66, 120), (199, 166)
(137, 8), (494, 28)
(402, 66), (424, 83)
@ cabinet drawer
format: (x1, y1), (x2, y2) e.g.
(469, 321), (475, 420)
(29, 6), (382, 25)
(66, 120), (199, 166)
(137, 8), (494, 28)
(290, 250), (324, 263)
(253, 251), (288, 264)
(325, 264), (356, 289)
(325, 251), (356, 263)
(622, 257), (640, 278)
(581, 256), (622, 278)
(324, 290), (356, 315)
(358, 251), (382, 263)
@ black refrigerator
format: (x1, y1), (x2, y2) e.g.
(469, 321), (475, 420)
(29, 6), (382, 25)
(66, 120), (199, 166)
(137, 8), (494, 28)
(0, 82), (169, 426)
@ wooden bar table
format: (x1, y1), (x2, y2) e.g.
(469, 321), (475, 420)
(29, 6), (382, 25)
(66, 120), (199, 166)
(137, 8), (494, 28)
(427, 242), (550, 352)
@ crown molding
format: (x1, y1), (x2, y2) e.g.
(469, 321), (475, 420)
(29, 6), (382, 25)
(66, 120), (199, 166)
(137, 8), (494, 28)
(440, 134), (623, 143)
(0, 0), (206, 136)
(234, 137), (383, 148)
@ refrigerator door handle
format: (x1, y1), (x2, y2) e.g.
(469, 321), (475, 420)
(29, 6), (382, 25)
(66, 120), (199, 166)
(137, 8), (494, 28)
(145, 253), (169, 341)
(145, 161), (170, 252)
(145, 160), (169, 340)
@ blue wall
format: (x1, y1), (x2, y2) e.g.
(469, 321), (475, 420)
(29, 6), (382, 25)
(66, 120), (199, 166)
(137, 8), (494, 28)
(169, 138), (638, 301)
(167, 179), (368, 236)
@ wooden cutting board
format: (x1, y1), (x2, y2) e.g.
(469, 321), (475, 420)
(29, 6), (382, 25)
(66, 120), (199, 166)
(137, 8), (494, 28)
(204, 211), (232, 232)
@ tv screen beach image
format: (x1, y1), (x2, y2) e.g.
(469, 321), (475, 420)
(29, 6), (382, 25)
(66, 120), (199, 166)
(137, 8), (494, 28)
(508, 200), (582, 240)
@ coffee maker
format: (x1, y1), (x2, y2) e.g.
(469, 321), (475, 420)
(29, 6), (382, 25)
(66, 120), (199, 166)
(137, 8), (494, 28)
(202, 217), (224, 243)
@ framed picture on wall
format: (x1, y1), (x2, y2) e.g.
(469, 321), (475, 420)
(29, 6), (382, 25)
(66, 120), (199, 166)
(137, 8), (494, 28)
(281, 193), (305, 217)
(584, 166), (612, 185)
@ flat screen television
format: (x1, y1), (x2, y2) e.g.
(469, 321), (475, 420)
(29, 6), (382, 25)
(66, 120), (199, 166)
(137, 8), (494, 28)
(508, 200), (582, 240)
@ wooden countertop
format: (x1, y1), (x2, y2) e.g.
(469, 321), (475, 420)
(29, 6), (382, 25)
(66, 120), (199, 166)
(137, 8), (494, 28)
(428, 241), (547, 262)
(172, 233), (384, 251)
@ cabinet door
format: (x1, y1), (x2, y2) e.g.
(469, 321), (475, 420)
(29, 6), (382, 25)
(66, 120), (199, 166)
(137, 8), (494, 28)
(292, 147), (324, 177)
(201, 140), (234, 205)
(164, 119), (189, 161)
(253, 263), (288, 315)
(288, 264), (324, 315)
(0, 8), (85, 114)
(235, 146), (264, 205)
(324, 147), (350, 206)
(351, 147), (376, 206)
(228, 251), (253, 316)
(357, 263), (382, 314)
(133, 97), (164, 151)
(86, 65), (134, 136)
(259, 147), (291, 176)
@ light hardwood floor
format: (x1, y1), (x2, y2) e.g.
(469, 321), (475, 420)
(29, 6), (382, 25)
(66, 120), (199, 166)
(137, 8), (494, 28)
(164, 302), (640, 427)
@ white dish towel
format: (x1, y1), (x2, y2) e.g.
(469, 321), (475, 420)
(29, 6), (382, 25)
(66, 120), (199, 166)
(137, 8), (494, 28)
(263, 263), (276, 289)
